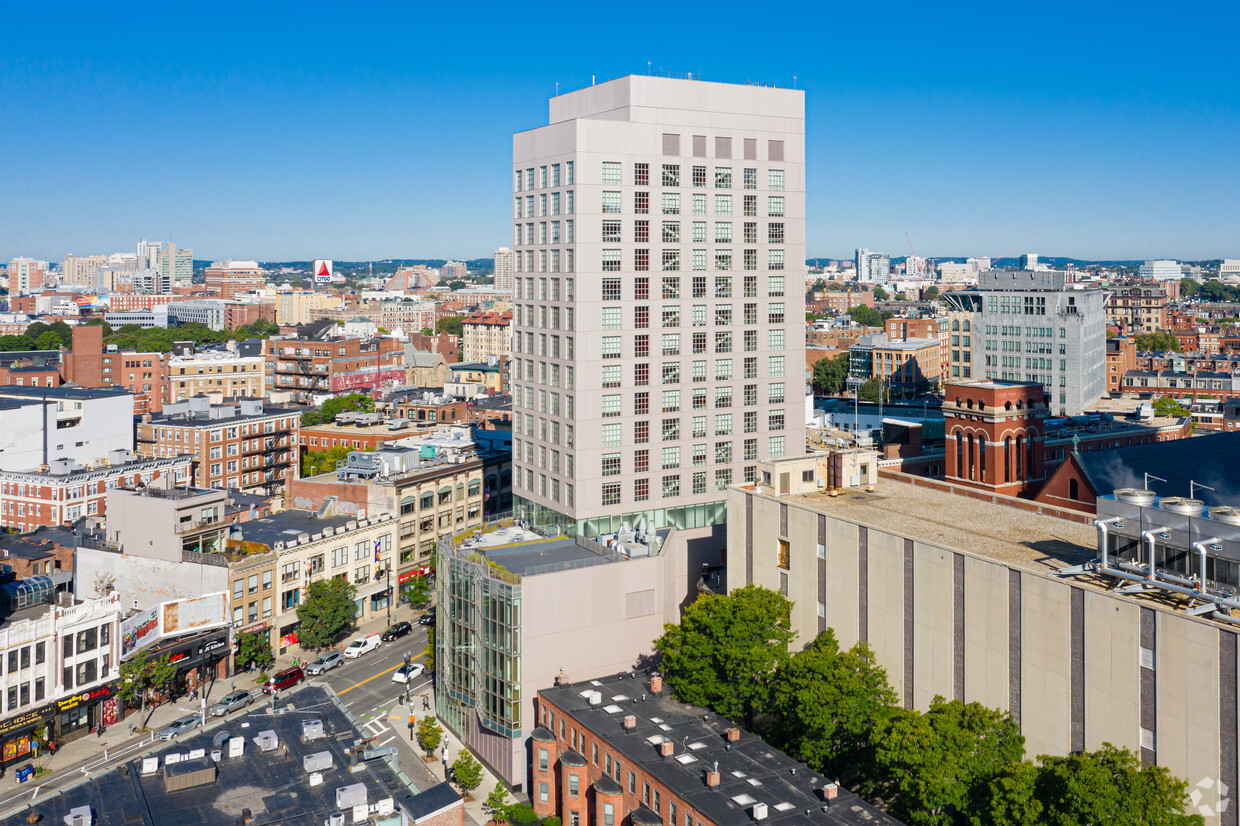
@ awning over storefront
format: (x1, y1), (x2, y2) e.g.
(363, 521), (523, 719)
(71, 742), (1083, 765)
(147, 628), (231, 672)
(0, 704), (55, 741)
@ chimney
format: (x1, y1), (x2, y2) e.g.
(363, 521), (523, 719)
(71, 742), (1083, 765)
(706, 770), (721, 788)
(822, 783), (839, 802)
(660, 740), (674, 759)
(650, 674), (663, 695)
(623, 715), (636, 733)
(726, 727), (741, 742)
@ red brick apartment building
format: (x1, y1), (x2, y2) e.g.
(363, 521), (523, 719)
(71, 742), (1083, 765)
(1105, 283), (1168, 334)
(61, 325), (166, 414)
(532, 674), (897, 826)
(136, 397), (299, 496)
(203, 261), (267, 299)
(263, 336), (403, 403)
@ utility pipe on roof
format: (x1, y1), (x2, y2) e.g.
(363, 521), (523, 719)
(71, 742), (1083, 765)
(1094, 517), (1125, 568)
(1141, 527), (1168, 583)
(1192, 538), (1222, 594)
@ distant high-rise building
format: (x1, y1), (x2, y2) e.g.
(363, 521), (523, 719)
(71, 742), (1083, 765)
(904, 255), (928, 278)
(967, 257), (991, 273)
(137, 239), (163, 270)
(1220, 259), (1240, 279)
(1137, 260), (1183, 282)
(441, 261), (467, 283)
(854, 248), (890, 284)
(205, 260), (266, 299)
(1019, 253), (1038, 270)
(493, 247), (514, 291)
(945, 270), (1108, 416)
(7, 258), (47, 295)
(62, 253), (109, 287)
(158, 244), (193, 290)
(511, 75), (806, 535)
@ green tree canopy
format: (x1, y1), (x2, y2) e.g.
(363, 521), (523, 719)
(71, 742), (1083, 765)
(301, 392), (375, 427)
(858, 376), (888, 404)
(655, 585), (795, 727)
(452, 750), (485, 794)
(235, 630), (274, 672)
(424, 624), (436, 673)
(403, 575), (433, 608)
(1152, 396), (1191, 418)
(812, 353), (851, 396)
(484, 782), (514, 823)
(417, 715), (444, 756)
(295, 578), (358, 650)
(848, 305), (887, 328)
(301, 444), (358, 477)
(437, 315), (466, 337)
(871, 286), (889, 301)
(0, 334), (36, 352)
(769, 629), (899, 780)
(923, 286), (941, 300)
(1135, 332), (1181, 353)
(871, 697), (1025, 826)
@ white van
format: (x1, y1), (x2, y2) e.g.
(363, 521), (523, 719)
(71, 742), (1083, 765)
(343, 633), (382, 659)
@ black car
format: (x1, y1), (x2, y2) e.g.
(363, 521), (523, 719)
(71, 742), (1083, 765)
(381, 621), (412, 641)
(418, 609), (437, 626)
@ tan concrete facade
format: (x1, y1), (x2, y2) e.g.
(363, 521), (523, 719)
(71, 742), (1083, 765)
(728, 481), (1239, 824)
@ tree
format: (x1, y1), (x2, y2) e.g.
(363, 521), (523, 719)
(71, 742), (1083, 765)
(452, 750), (485, 796)
(769, 630), (899, 779)
(235, 630), (274, 672)
(1180, 277), (1200, 298)
(655, 585), (795, 728)
(92, 571), (116, 598)
(1031, 744), (1202, 826)
(483, 782), (514, 824)
(811, 353), (851, 396)
(970, 762), (1042, 826)
(1135, 332), (1180, 353)
(923, 286), (940, 300)
(302, 444), (355, 477)
(848, 305), (885, 328)
(448, 280), (468, 291)
(871, 697), (1025, 826)
(437, 315), (466, 337)
(417, 715), (444, 756)
(0, 334), (36, 352)
(1153, 396), (1191, 418)
(811, 278), (828, 292)
(403, 574), (433, 608)
(301, 393), (374, 427)
(119, 651), (179, 721)
(871, 286), (889, 301)
(858, 377), (888, 404)
(295, 578), (358, 650)
(36, 330), (64, 350)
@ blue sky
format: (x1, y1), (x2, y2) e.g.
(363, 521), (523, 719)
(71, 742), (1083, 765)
(3, 2), (1238, 263)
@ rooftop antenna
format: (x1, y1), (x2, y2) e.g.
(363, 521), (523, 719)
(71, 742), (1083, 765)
(1144, 473), (1166, 492)
(592, 75), (596, 86)
(1191, 481), (1215, 501)
(793, 75), (797, 89)
(555, 81), (559, 96)
(648, 61), (651, 75)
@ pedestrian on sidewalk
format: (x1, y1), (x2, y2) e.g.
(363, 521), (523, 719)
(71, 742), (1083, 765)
(48, 741), (56, 758)
(422, 693), (430, 710)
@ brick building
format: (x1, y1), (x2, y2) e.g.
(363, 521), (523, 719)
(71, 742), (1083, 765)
(806, 288), (875, 314)
(203, 260), (266, 299)
(136, 397), (299, 496)
(106, 294), (178, 312)
(531, 674), (896, 826)
(165, 349), (265, 403)
(263, 335), (404, 403)
(61, 326), (165, 414)
(1105, 336), (1136, 394)
(406, 331), (460, 363)
(944, 380), (1048, 497)
(1105, 283), (1168, 334)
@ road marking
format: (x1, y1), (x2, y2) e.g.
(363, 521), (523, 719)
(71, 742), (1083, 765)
(379, 736), (396, 747)
(338, 653), (423, 696)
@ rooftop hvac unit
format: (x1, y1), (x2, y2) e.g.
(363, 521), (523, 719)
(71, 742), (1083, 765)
(254, 730), (279, 752)
(752, 803), (768, 821)
(1160, 497), (1204, 516)
(1210, 507), (1240, 526)
(1114, 488), (1157, 506)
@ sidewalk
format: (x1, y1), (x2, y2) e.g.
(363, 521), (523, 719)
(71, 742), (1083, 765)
(264, 604), (431, 677)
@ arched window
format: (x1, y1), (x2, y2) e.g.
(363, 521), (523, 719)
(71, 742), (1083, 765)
(1069, 478), (1079, 501)
(967, 434), (975, 480)
(1005, 401), (1012, 411)
(955, 432), (964, 478)
(952, 320), (960, 331)
(963, 320), (971, 332)
(1004, 436), (1012, 483)
(1015, 435), (1023, 478)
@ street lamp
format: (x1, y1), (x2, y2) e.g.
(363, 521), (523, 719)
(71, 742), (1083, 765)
(385, 565), (392, 626)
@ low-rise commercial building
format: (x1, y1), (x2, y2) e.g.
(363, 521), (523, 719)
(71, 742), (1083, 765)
(533, 674), (899, 826)
(165, 348), (265, 403)
(0, 384), (137, 472)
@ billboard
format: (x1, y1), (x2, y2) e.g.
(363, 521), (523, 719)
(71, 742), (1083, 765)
(120, 593), (230, 660)
(313, 259), (333, 284)
(120, 606), (161, 659)
(162, 592), (228, 636)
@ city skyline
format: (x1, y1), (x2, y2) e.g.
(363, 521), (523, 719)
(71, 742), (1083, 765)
(3, 3), (1238, 263)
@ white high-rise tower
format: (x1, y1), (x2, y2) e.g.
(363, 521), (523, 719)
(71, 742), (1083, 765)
(510, 75), (806, 537)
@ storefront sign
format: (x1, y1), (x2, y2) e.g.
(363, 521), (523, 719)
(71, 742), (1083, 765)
(398, 567), (432, 583)
(0, 705), (53, 739)
(200, 639), (227, 655)
(121, 606), (161, 659)
(56, 683), (115, 713)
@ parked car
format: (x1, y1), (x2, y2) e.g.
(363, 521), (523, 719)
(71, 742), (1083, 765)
(343, 633), (382, 659)
(381, 622), (412, 641)
(418, 609), (437, 626)
(305, 651), (344, 676)
(209, 690), (253, 717)
(157, 715), (202, 740)
(263, 666), (304, 694)
(392, 663), (426, 684)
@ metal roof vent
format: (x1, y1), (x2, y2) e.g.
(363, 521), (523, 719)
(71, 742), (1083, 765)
(1210, 507), (1240, 526)
(1114, 488), (1157, 505)
(1160, 497), (1204, 516)
(752, 803), (768, 821)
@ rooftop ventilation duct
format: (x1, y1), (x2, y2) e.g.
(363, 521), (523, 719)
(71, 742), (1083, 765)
(1210, 507), (1240, 526)
(1160, 497), (1204, 516)
(1114, 488), (1157, 505)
